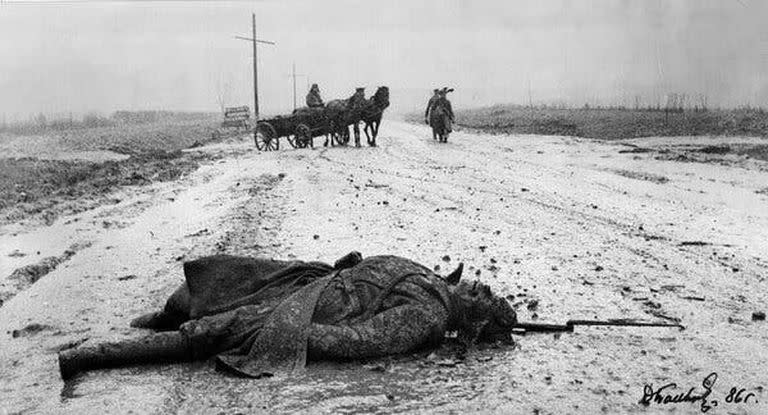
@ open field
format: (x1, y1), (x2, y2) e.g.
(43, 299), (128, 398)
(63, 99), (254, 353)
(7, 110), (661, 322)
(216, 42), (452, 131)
(0, 113), (226, 228)
(0, 112), (220, 157)
(448, 106), (768, 143)
(1, 120), (767, 413)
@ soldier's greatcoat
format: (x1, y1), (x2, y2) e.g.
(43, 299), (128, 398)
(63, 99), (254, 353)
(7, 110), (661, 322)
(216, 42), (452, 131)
(306, 88), (324, 107)
(136, 254), (453, 377)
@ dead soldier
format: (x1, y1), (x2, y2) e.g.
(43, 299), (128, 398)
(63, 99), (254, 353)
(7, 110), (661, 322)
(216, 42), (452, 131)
(59, 252), (516, 379)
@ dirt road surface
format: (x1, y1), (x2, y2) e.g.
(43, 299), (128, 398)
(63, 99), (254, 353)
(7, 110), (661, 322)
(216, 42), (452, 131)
(2, 121), (767, 414)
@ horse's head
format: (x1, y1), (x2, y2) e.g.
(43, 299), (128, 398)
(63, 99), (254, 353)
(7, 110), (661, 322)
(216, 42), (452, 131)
(373, 86), (390, 108)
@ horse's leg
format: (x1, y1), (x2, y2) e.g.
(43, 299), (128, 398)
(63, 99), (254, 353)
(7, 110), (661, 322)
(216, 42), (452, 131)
(372, 120), (380, 146)
(368, 120), (375, 145)
(369, 121), (376, 146)
(353, 123), (360, 147)
(368, 122), (374, 145)
(363, 121), (372, 145)
(325, 121), (333, 147)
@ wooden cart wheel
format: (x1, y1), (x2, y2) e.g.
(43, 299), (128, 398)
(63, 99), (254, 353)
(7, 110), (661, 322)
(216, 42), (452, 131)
(294, 124), (312, 148)
(267, 134), (279, 151)
(255, 123), (278, 151)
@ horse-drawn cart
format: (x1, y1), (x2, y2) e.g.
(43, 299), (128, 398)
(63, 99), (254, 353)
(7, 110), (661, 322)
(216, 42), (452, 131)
(252, 85), (388, 151)
(254, 108), (343, 151)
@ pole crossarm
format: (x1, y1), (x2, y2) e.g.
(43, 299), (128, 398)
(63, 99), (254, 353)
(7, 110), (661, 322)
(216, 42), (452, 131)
(234, 36), (276, 45)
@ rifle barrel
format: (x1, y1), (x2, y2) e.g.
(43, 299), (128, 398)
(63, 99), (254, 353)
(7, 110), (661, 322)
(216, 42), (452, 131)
(567, 320), (684, 330)
(512, 323), (573, 333)
(512, 319), (684, 334)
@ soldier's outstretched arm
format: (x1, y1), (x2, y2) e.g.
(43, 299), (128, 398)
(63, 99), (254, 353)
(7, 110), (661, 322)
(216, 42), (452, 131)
(308, 305), (446, 359)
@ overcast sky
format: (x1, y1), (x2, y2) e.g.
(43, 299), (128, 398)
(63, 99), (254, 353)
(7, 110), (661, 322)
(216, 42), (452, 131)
(1, 0), (767, 119)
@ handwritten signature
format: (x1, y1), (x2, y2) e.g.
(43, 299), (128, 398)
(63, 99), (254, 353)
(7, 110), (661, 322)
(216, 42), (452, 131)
(640, 372), (759, 413)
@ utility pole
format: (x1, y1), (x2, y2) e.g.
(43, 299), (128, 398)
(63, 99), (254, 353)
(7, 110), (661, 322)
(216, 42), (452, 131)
(292, 63), (296, 110)
(527, 77), (532, 108)
(235, 13), (275, 121)
(288, 62), (306, 111)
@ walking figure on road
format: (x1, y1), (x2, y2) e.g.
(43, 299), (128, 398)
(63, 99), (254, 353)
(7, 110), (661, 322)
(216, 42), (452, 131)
(424, 88), (441, 125)
(428, 87), (455, 142)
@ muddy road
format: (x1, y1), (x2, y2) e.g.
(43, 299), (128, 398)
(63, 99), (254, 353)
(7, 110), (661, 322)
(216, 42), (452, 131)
(2, 121), (767, 414)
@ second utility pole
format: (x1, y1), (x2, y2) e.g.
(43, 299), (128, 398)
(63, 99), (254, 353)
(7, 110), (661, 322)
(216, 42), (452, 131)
(290, 63), (306, 111)
(292, 63), (296, 110)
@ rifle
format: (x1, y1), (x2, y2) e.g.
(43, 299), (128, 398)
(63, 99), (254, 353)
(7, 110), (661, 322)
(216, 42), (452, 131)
(512, 319), (685, 334)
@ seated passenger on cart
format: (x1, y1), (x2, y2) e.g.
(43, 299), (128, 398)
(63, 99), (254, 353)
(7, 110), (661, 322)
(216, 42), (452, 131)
(306, 84), (324, 108)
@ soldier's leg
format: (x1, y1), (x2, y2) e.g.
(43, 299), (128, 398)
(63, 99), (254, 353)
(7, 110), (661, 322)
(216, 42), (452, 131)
(59, 331), (193, 380)
(130, 284), (191, 331)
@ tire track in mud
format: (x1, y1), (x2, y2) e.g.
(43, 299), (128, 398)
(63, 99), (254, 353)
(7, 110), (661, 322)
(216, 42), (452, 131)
(0, 241), (92, 308)
(314, 130), (643, 245)
(206, 172), (288, 258)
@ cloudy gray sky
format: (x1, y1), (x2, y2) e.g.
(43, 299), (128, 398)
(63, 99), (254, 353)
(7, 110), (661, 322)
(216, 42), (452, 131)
(1, 0), (766, 120)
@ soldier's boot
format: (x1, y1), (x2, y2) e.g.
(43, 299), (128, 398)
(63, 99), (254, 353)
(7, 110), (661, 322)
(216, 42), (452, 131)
(59, 331), (193, 380)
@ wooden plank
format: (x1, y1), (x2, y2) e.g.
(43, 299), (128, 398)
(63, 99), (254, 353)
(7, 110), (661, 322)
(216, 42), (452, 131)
(224, 106), (250, 117)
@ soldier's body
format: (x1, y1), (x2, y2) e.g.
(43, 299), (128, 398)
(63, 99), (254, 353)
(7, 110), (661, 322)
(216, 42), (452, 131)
(59, 252), (516, 379)
(434, 88), (455, 132)
(424, 89), (441, 123)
